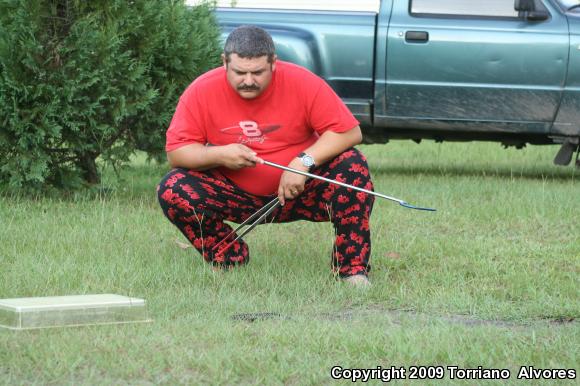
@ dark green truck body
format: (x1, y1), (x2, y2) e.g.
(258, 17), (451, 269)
(216, 0), (580, 165)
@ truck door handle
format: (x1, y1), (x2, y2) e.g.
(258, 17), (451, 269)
(405, 31), (429, 43)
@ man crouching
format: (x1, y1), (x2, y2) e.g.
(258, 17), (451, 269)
(157, 25), (374, 287)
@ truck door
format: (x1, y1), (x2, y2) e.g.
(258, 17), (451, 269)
(381, 0), (569, 135)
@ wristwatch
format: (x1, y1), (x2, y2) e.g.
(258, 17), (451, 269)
(297, 152), (316, 171)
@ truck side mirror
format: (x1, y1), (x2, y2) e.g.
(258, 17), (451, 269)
(514, 0), (549, 21)
(514, 0), (534, 12)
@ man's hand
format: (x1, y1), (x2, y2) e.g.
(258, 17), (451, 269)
(274, 126), (363, 205)
(219, 144), (263, 170)
(277, 158), (308, 206)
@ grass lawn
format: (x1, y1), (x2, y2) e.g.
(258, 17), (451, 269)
(0, 141), (578, 385)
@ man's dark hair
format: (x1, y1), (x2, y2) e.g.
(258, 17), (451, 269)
(224, 25), (276, 63)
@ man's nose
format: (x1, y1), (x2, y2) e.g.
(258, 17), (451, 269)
(244, 73), (253, 84)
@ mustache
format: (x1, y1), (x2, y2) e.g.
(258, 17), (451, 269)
(237, 84), (260, 91)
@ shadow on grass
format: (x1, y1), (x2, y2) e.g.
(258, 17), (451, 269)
(231, 307), (578, 330)
(370, 163), (577, 181)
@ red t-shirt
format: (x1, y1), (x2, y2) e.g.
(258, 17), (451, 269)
(165, 60), (359, 196)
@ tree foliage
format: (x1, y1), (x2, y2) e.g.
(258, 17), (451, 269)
(0, 0), (221, 189)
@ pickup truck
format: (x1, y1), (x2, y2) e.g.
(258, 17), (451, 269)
(215, 0), (580, 166)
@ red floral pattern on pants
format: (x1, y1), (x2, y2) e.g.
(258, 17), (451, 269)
(157, 148), (374, 277)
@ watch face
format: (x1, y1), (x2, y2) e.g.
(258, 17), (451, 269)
(301, 154), (315, 168)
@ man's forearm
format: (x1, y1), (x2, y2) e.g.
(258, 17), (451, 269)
(302, 126), (363, 167)
(167, 143), (262, 171)
(167, 143), (223, 171)
(276, 125), (363, 204)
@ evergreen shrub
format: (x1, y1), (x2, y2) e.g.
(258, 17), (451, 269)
(0, 0), (221, 189)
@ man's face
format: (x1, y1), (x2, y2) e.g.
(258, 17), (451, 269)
(223, 53), (276, 99)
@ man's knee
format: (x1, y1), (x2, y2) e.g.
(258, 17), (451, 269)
(158, 168), (189, 190)
(329, 148), (372, 184)
(324, 149), (374, 210)
(158, 168), (183, 201)
(156, 168), (201, 218)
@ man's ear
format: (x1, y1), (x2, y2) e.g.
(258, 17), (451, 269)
(271, 54), (278, 71)
(221, 53), (227, 69)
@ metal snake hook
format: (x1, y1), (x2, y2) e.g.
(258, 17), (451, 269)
(262, 160), (436, 212)
(211, 149), (436, 255)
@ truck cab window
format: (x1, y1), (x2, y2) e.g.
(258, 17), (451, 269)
(411, 0), (519, 17)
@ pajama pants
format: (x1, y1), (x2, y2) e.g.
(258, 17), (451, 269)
(157, 148), (374, 278)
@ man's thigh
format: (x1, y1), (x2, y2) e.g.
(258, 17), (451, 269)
(158, 168), (273, 223)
